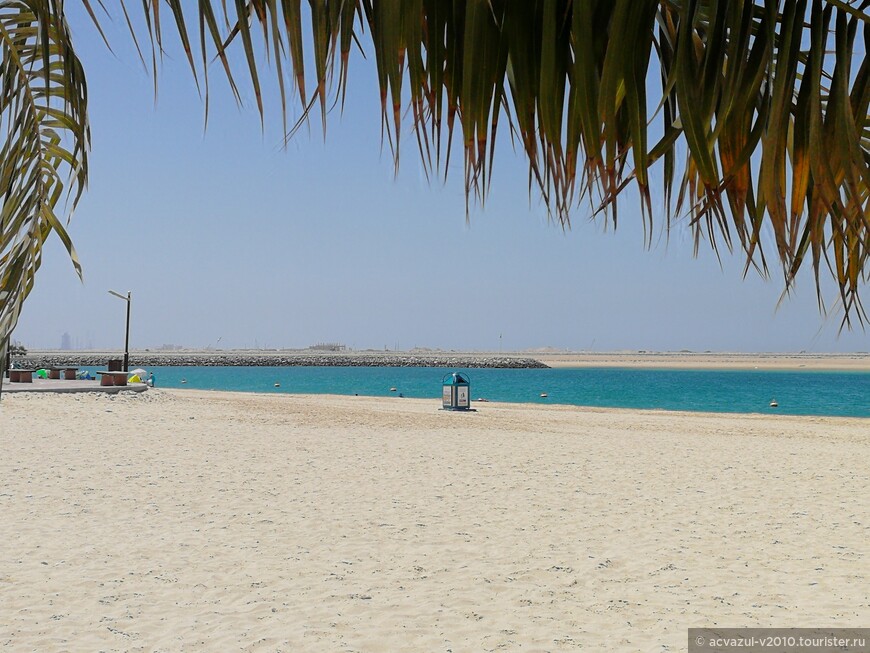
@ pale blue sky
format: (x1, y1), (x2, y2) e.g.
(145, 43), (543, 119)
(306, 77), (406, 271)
(13, 10), (869, 353)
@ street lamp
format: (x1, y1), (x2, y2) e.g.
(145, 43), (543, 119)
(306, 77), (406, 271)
(108, 290), (131, 372)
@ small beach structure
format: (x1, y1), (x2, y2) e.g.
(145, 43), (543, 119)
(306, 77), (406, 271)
(97, 371), (129, 387)
(8, 369), (34, 383)
(442, 372), (471, 411)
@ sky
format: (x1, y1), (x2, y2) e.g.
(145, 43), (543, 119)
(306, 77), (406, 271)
(12, 8), (870, 354)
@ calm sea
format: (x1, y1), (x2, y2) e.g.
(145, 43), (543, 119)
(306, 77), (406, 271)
(114, 366), (870, 418)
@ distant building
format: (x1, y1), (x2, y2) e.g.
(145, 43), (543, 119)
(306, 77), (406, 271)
(309, 342), (346, 352)
(61, 332), (72, 351)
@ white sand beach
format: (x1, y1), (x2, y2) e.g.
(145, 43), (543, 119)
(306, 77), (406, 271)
(1, 389), (868, 651)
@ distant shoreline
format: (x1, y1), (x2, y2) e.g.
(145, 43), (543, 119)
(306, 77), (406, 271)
(534, 351), (870, 371)
(16, 349), (870, 371)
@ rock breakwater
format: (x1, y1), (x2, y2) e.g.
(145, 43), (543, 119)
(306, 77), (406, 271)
(16, 352), (549, 369)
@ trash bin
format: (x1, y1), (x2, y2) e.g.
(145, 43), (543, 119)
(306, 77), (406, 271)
(107, 359), (123, 372)
(442, 372), (471, 411)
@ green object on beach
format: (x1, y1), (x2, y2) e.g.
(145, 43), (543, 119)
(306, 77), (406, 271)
(36, 369), (48, 378)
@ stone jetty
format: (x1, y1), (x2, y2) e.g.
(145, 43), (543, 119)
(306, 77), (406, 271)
(16, 350), (549, 369)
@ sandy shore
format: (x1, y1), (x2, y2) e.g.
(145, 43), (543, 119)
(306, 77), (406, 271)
(533, 351), (870, 370)
(1, 390), (868, 651)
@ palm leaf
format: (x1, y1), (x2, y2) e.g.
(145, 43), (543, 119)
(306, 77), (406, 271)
(0, 1), (89, 397)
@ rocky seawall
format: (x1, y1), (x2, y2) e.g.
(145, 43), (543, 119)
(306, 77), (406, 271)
(15, 352), (549, 369)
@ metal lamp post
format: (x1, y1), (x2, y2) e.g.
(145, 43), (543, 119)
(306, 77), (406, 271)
(108, 290), (131, 372)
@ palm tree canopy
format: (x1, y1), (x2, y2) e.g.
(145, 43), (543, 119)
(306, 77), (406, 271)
(1, 0), (869, 381)
(126, 0), (870, 315)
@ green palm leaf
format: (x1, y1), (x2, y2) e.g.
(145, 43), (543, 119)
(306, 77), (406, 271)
(0, 1), (89, 395)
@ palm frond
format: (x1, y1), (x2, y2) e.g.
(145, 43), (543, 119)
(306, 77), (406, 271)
(109, 0), (867, 320)
(0, 0), (89, 396)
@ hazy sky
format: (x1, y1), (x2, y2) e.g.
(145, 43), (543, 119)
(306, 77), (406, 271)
(13, 9), (869, 353)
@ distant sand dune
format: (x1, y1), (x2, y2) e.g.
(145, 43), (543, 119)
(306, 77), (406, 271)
(534, 351), (870, 370)
(1, 390), (868, 651)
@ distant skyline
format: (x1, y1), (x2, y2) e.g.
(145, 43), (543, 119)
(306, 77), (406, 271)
(13, 10), (869, 354)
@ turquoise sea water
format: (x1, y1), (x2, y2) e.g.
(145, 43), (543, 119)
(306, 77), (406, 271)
(114, 366), (870, 418)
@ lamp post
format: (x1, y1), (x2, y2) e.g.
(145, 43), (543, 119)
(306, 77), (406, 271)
(108, 290), (131, 372)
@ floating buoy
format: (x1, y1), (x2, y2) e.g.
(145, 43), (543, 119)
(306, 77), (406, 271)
(540, 393), (548, 398)
(770, 398), (778, 408)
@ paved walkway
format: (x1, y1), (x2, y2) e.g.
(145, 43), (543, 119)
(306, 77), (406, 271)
(2, 378), (148, 394)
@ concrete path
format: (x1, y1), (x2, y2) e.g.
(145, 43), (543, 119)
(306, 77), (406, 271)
(2, 378), (148, 394)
